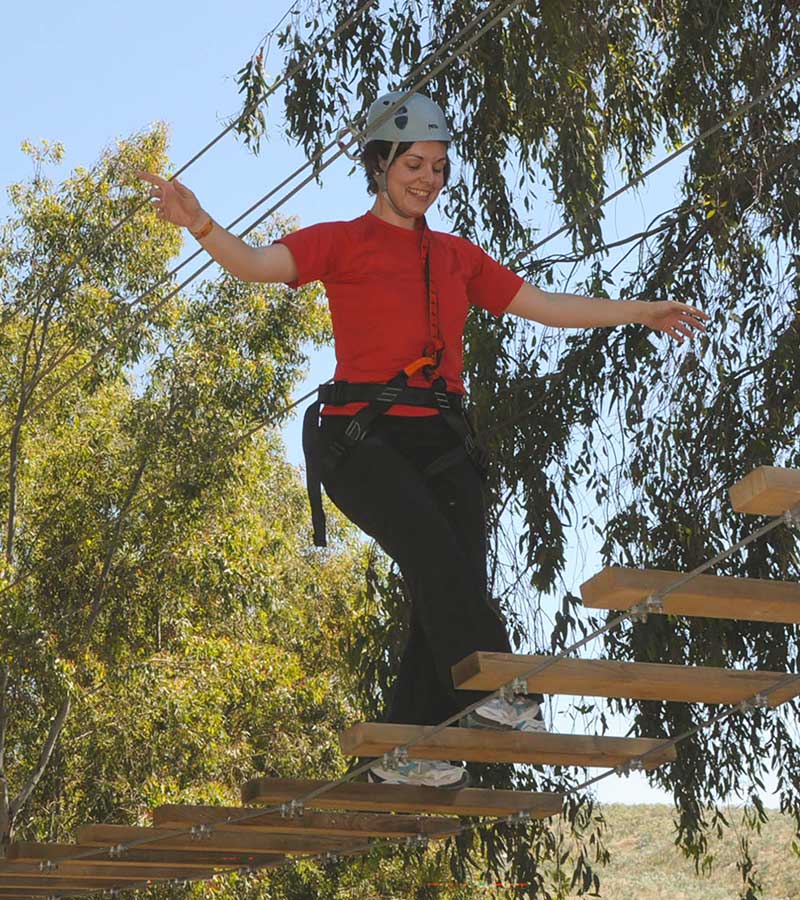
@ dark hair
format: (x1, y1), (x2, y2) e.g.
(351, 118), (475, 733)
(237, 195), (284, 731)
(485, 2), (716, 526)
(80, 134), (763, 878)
(359, 140), (451, 195)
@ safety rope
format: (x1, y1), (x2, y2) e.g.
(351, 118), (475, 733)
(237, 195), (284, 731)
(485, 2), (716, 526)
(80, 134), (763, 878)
(17, 504), (800, 883)
(9, 0), (377, 338)
(0, 0), (517, 445)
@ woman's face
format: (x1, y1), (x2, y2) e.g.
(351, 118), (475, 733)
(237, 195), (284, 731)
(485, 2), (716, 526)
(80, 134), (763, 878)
(382, 140), (448, 214)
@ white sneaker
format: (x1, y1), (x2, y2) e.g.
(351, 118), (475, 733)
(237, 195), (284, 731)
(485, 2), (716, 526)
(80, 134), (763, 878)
(366, 758), (470, 789)
(461, 695), (547, 733)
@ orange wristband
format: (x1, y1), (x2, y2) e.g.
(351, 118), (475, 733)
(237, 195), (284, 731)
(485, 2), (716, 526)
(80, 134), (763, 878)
(190, 215), (213, 239)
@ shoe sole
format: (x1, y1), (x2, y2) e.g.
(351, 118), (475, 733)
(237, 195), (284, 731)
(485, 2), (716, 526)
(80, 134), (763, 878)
(461, 712), (548, 733)
(366, 768), (471, 790)
(460, 711), (514, 730)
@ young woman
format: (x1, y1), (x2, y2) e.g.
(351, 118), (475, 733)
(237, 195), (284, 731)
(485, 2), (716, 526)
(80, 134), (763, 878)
(138, 92), (708, 790)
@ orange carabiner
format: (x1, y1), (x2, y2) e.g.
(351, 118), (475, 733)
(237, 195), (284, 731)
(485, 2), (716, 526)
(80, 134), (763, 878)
(403, 355), (437, 378)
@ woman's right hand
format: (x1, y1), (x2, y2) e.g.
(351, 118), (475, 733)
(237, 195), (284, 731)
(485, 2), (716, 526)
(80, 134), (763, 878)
(136, 171), (207, 231)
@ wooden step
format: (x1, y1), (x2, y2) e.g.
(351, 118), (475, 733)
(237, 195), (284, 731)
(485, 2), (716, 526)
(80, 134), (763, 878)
(153, 804), (460, 839)
(0, 874), (145, 889)
(338, 723), (675, 770)
(0, 884), (66, 900)
(581, 566), (800, 624)
(730, 466), (800, 515)
(6, 841), (278, 869)
(76, 824), (363, 856)
(241, 777), (563, 818)
(452, 651), (800, 707)
(0, 859), (215, 880)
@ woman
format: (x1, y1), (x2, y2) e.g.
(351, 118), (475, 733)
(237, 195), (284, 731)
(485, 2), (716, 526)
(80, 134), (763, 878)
(138, 92), (708, 790)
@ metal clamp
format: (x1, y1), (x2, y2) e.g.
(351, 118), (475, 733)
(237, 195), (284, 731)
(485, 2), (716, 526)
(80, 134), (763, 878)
(738, 692), (769, 713)
(280, 799), (305, 818)
(405, 834), (429, 848)
(784, 505), (800, 528)
(336, 120), (364, 161)
(628, 594), (664, 623)
(375, 385), (403, 405)
(500, 676), (529, 702)
(382, 746), (409, 770)
(190, 823), (214, 840)
(39, 860), (58, 873)
(344, 419), (365, 441)
(615, 757), (644, 777)
(108, 844), (127, 859)
(509, 810), (531, 824)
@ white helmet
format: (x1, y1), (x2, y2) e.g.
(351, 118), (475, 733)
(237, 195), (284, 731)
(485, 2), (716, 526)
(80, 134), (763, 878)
(361, 91), (452, 214)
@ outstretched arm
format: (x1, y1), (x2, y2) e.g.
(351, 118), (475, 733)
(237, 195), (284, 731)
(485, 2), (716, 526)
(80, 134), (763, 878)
(504, 282), (709, 343)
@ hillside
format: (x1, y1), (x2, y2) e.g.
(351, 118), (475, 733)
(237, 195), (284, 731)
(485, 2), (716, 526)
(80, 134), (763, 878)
(568, 804), (800, 899)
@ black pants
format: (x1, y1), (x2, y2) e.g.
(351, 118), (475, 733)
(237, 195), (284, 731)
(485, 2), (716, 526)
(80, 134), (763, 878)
(318, 412), (543, 726)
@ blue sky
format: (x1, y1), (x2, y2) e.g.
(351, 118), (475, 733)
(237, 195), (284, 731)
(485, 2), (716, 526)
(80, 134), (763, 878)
(4, 0), (770, 809)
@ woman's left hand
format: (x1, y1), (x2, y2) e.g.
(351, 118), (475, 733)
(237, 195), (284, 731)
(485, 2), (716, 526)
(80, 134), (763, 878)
(640, 301), (710, 343)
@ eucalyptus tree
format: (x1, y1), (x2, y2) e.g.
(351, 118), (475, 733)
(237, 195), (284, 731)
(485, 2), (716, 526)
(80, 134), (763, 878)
(232, 1), (800, 894)
(0, 129), (354, 856)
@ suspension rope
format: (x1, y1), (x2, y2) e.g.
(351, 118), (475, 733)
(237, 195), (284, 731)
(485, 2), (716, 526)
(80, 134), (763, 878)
(3, 128), (796, 621)
(19, 504), (800, 881)
(0, 0), (518, 446)
(10, 0), (377, 336)
(0, 0), (524, 612)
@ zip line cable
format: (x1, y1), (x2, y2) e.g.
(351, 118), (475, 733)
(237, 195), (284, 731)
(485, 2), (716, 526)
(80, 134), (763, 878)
(10, 0), (377, 340)
(0, 0), (516, 446)
(19, 504), (800, 887)
(0, 0), (522, 609)
(6, 57), (799, 446)
(1, 63), (797, 641)
(510, 66), (800, 267)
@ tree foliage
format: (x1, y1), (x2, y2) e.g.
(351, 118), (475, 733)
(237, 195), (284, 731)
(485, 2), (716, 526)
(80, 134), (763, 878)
(1, 127), (592, 900)
(231, 0), (800, 895)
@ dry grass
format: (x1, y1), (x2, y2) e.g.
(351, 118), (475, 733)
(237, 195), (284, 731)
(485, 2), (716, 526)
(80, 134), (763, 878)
(566, 804), (800, 899)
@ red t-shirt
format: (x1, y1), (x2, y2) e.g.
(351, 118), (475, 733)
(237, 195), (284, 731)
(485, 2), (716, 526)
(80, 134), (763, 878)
(276, 210), (524, 416)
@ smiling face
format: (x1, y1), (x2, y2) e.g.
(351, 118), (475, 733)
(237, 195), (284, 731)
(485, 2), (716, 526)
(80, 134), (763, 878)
(377, 140), (448, 221)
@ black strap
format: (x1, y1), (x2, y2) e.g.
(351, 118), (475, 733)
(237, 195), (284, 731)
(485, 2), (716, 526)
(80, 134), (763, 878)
(421, 376), (489, 479)
(318, 381), (465, 409)
(303, 374), (489, 547)
(302, 396), (327, 546)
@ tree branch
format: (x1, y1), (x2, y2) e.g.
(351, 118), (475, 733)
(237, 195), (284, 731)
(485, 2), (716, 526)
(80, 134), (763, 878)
(6, 695), (70, 839)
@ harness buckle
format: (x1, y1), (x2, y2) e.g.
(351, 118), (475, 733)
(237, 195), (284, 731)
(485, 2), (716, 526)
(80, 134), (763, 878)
(344, 419), (366, 441)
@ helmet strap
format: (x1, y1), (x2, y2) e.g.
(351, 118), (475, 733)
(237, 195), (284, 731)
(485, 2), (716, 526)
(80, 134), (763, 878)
(376, 141), (417, 221)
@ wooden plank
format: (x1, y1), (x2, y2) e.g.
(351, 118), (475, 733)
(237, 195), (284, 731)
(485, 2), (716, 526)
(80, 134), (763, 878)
(581, 566), (800, 624)
(76, 825), (366, 856)
(339, 723), (675, 770)
(242, 777), (563, 818)
(0, 877), (146, 889)
(0, 887), (67, 900)
(0, 889), (86, 897)
(451, 651), (800, 707)
(152, 805), (460, 839)
(7, 842), (277, 869)
(729, 466), (800, 515)
(0, 860), (212, 887)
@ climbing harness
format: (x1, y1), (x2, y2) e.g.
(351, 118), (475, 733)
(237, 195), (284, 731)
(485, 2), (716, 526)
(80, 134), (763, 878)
(304, 91), (481, 547)
(302, 223), (489, 547)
